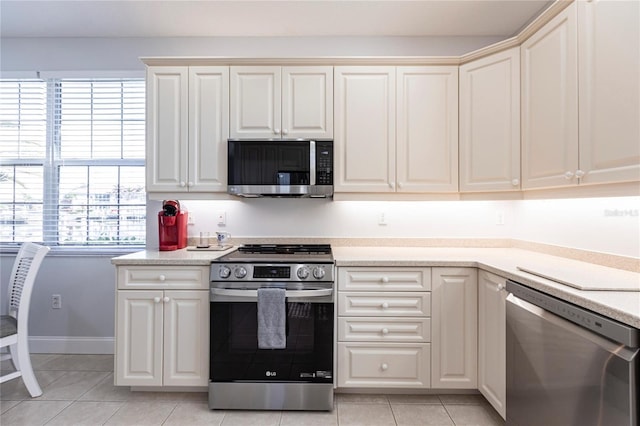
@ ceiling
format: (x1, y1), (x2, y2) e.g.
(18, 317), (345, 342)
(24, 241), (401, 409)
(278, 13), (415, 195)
(1, 0), (553, 38)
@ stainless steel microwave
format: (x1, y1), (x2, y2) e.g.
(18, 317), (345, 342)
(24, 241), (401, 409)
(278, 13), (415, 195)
(227, 139), (333, 198)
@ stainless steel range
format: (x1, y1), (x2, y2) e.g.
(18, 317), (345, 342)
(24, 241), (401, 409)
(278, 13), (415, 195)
(208, 244), (335, 411)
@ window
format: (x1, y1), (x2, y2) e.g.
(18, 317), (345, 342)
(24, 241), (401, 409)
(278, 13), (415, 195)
(0, 78), (146, 248)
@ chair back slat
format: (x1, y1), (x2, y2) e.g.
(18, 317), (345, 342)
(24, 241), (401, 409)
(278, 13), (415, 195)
(10, 257), (35, 310)
(7, 242), (50, 317)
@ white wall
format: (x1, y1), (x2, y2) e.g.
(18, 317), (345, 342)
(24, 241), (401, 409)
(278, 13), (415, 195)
(175, 196), (639, 258)
(0, 36), (504, 73)
(512, 196), (640, 257)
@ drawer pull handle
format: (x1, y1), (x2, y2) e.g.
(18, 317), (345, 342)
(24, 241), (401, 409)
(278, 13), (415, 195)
(381, 363), (389, 371)
(381, 302), (389, 309)
(158, 275), (166, 282)
(381, 277), (389, 283)
(381, 328), (389, 335)
(153, 297), (161, 303)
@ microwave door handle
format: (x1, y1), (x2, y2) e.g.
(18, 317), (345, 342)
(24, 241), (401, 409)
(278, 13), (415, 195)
(309, 140), (316, 186)
(210, 288), (332, 299)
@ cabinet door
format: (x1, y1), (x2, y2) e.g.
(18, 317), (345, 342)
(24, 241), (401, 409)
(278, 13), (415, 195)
(578, 0), (640, 185)
(163, 291), (210, 386)
(282, 66), (333, 139)
(338, 343), (430, 388)
(334, 67), (396, 192)
(189, 67), (229, 192)
(431, 268), (477, 389)
(478, 271), (507, 420)
(397, 66), (458, 192)
(460, 48), (521, 192)
(521, 3), (579, 189)
(115, 290), (163, 386)
(230, 66), (281, 139)
(146, 66), (189, 192)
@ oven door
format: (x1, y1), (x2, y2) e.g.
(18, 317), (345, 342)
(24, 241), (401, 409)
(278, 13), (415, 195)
(209, 287), (334, 384)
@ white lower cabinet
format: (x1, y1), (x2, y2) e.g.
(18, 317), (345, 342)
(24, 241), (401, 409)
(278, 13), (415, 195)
(337, 267), (432, 388)
(478, 270), (507, 419)
(115, 266), (210, 387)
(431, 268), (478, 389)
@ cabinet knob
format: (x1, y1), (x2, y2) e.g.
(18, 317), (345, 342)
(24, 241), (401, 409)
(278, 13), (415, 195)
(496, 284), (504, 292)
(187, 181), (194, 187)
(274, 128), (280, 135)
(158, 275), (166, 282)
(381, 302), (389, 309)
(511, 179), (519, 186)
(575, 169), (585, 179)
(381, 328), (389, 335)
(381, 363), (389, 371)
(564, 171), (574, 180)
(397, 182), (403, 189)
(282, 129), (288, 135)
(389, 182), (395, 189)
(381, 276), (389, 283)
(154, 297), (161, 303)
(179, 181), (186, 187)
(163, 296), (170, 303)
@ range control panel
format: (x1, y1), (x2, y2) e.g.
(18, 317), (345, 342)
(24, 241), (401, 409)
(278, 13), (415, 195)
(211, 263), (334, 282)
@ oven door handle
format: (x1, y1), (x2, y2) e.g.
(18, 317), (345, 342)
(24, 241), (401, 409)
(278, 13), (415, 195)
(210, 288), (333, 299)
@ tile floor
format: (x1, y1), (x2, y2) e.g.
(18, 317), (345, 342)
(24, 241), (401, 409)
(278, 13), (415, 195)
(1, 354), (505, 425)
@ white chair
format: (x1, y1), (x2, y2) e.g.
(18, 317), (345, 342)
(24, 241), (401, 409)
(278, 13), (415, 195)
(1, 242), (50, 397)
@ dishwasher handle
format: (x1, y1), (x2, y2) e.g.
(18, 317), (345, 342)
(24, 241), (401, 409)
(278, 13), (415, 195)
(507, 293), (639, 362)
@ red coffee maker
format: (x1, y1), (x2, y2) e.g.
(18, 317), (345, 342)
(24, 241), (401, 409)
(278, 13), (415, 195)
(158, 200), (188, 251)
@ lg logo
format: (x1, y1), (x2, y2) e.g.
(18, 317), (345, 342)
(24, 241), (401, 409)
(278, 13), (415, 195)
(265, 371), (277, 377)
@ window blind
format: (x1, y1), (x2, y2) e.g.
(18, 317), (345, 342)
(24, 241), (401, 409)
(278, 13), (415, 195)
(0, 78), (146, 247)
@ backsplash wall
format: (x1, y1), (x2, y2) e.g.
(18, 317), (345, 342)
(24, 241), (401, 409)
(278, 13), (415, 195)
(148, 196), (640, 258)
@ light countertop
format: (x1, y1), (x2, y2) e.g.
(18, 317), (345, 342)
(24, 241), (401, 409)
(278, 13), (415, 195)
(112, 246), (640, 328)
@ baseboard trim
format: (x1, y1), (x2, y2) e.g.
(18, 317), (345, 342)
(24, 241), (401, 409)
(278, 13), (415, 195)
(29, 336), (114, 354)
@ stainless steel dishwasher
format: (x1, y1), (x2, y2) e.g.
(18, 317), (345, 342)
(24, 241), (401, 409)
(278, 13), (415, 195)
(506, 280), (639, 426)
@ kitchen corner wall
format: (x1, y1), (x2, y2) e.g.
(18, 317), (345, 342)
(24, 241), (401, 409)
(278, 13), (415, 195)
(158, 196), (639, 259)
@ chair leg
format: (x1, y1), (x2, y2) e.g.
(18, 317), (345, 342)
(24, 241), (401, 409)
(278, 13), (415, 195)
(16, 335), (42, 397)
(8, 343), (20, 370)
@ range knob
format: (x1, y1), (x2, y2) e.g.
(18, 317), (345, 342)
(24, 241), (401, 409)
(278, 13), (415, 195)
(218, 266), (231, 279)
(297, 266), (310, 280)
(313, 266), (326, 280)
(234, 266), (247, 279)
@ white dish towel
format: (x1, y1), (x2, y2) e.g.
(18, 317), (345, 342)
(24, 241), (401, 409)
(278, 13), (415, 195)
(257, 288), (286, 349)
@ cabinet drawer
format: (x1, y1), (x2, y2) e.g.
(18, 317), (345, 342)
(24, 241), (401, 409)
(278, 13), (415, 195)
(337, 343), (430, 388)
(338, 318), (431, 342)
(339, 267), (431, 291)
(118, 266), (209, 290)
(338, 292), (431, 317)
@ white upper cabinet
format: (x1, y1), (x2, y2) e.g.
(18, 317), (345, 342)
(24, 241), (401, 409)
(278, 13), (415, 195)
(522, 0), (639, 190)
(230, 66), (333, 139)
(397, 67), (459, 193)
(188, 67), (229, 192)
(334, 66), (397, 193)
(521, 2), (579, 190)
(460, 48), (521, 192)
(146, 66), (229, 193)
(577, 0), (640, 185)
(146, 67), (189, 192)
(334, 66), (459, 194)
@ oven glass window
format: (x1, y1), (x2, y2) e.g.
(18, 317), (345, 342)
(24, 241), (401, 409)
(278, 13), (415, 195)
(210, 301), (333, 383)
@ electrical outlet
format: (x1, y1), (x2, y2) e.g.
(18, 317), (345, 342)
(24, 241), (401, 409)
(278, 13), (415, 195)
(52, 294), (61, 309)
(216, 211), (227, 226)
(378, 212), (388, 226)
